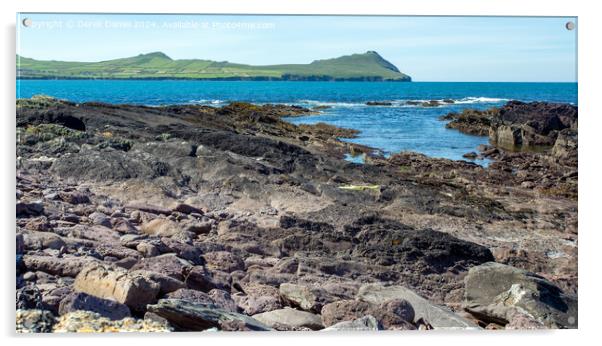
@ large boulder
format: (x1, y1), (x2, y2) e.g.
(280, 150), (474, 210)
(147, 299), (272, 331)
(73, 263), (160, 312)
(463, 262), (578, 329)
(357, 283), (479, 329)
(252, 307), (324, 330)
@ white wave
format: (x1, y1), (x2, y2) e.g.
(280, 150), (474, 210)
(296, 99), (365, 108)
(453, 96), (509, 104)
(188, 99), (225, 105)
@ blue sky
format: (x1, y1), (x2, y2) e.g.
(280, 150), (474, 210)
(17, 13), (577, 82)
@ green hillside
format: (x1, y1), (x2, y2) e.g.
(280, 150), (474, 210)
(17, 51), (411, 81)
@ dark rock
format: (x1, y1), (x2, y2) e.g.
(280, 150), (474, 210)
(58, 292), (131, 320)
(16, 201), (44, 218)
(147, 299), (273, 331)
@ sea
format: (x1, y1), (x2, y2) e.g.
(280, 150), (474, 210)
(17, 80), (577, 165)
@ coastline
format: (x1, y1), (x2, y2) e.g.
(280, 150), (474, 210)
(16, 96), (578, 331)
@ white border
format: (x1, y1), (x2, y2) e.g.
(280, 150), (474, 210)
(2, 1), (600, 345)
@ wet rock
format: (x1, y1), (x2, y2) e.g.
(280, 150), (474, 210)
(58, 292), (131, 320)
(463, 262), (578, 329)
(74, 263), (160, 312)
(252, 307), (324, 330)
(147, 299), (272, 331)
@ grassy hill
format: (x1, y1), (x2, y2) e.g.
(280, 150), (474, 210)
(17, 51), (411, 81)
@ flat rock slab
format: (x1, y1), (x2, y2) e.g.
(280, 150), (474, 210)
(147, 299), (272, 331)
(357, 283), (479, 330)
(252, 307), (324, 330)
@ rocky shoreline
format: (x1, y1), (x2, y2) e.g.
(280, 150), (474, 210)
(16, 96), (578, 332)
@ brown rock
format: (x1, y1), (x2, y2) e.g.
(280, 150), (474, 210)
(74, 263), (160, 312)
(202, 251), (245, 273)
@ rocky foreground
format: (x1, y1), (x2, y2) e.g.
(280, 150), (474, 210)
(16, 96), (577, 332)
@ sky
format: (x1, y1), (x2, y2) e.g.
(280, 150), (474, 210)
(16, 13), (577, 82)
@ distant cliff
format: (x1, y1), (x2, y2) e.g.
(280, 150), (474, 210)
(17, 51), (412, 81)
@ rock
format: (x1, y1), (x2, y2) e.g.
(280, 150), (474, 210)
(366, 101), (392, 106)
(147, 299), (272, 331)
(16, 233), (25, 254)
(322, 315), (382, 331)
(130, 253), (192, 281)
(172, 203), (204, 215)
(180, 219), (212, 234)
(140, 218), (181, 237)
(58, 191), (90, 204)
(160, 237), (203, 264)
(74, 263), (161, 312)
(279, 283), (336, 313)
(23, 231), (66, 250)
(357, 283), (479, 329)
(16, 201), (44, 217)
(252, 307), (324, 330)
(58, 292), (131, 320)
(137, 242), (161, 257)
(320, 300), (373, 327)
(52, 310), (171, 332)
(166, 289), (215, 305)
(16, 285), (43, 310)
(463, 262), (578, 328)
(112, 218), (138, 234)
(208, 289), (239, 313)
(202, 251), (245, 273)
(23, 255), (97, 277)
(463, 152), (478, 159)
(88, 212), (112, 228)
(16, 309), (56, 333)
(233, 283), (282, 315)
(125, 203), (172, 215)
(380, 299), (415, 324)
(130, 270), (186, 294)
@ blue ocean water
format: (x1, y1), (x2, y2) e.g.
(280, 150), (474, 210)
(17, 80), (577, 163)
